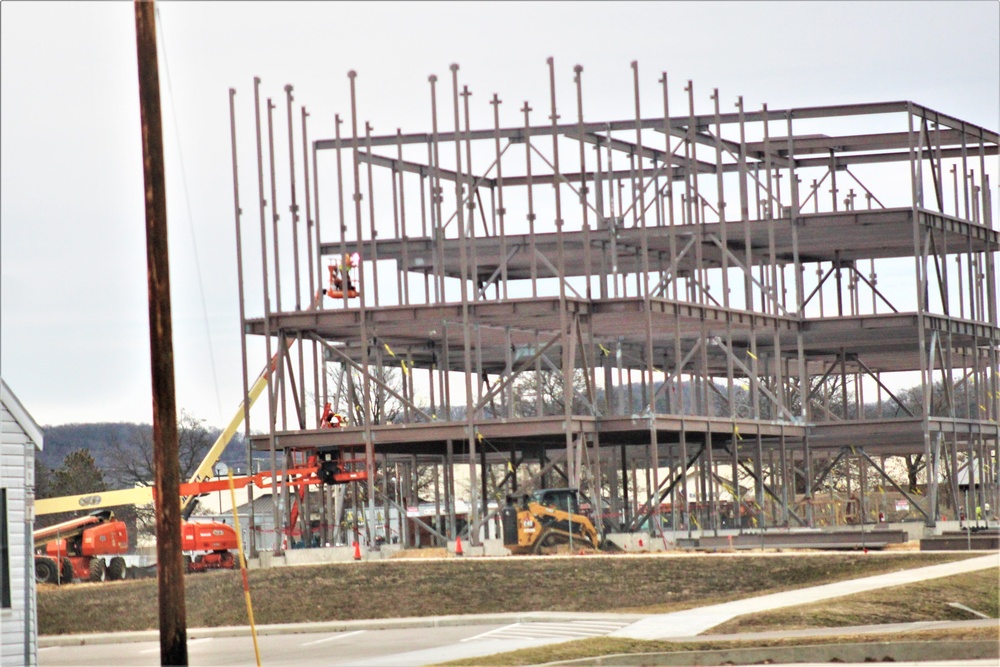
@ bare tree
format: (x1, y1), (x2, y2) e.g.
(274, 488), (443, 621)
(104, 411), (216, 487)
(510, 368), (591, 418)
(102, 412), (219, 541)
(325, 364), (406, 426)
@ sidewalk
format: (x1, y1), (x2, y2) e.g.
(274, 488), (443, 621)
(611, 552), (999, 639)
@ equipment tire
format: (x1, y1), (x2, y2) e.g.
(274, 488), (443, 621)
(60, 557), (74, 584)
(183, 555), (192, 573)
(107, 556), (127, 581)
(88, 558), (106, 583)
(35, 557), (58, 584)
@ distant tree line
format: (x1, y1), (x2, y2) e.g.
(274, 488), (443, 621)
(34, 411), (255, 545)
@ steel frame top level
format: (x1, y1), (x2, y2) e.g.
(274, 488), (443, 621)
(315, 100), (998, 158)
(330, 207), (998, 282)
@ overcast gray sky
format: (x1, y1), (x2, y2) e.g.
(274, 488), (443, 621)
(2, 1), (998, 430)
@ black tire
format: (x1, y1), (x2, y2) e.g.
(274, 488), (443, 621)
(88, 558), (106, 583)
(35, 557), (58, 584)
(183, 555), (192, 573)
(107, 556), (127, 581)
(60, 557), (74, 584)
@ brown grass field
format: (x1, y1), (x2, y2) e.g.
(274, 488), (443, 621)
(36, 551), (980, 635)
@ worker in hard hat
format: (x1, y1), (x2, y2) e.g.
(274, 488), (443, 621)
(319, 402), (347, 429)
(327, 252), (360, 296)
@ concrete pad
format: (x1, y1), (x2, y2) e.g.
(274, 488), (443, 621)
(612, 553), (999, 640)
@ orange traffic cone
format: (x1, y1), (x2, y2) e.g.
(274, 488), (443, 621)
(455, 536), (464, 556)
(353, 541), (361, 561)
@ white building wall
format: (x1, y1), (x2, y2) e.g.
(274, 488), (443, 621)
(1, 381), (42, 667)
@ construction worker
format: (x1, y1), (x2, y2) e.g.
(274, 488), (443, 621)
(319, 402), (346, 429)
(329, 252), (360, 295)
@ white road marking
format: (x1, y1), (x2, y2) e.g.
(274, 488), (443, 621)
(302, 629), (367, 646)
(462, 620), (631, 642)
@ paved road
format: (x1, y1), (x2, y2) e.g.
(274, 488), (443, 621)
(39, 619), (998, 667)
(38, 619), (643, 667)
(39, 624), (501, 667)
(39, 553), (999, 666)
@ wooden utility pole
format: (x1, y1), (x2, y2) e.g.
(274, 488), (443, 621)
(134, 1), (188, 664)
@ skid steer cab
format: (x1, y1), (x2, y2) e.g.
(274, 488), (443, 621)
(502, 488), (602, 555)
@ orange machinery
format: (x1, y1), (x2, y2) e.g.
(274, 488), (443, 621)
(34, 509), (243, 582)
(34, 510), (128, 584)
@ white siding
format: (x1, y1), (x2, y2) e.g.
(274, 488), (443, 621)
(1, 382), (41, 667)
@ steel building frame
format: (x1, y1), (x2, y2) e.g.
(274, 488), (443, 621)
(228, 62), (999, 553)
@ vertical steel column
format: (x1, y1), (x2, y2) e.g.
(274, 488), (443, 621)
(347, 71), (378, 546)
(620, 444), (630, 526)
(446, 439), (456, 539)
(252, 78), (282, 554)
(284, 89), (308, 434)
(460, 85), (479, 303)
(731, 426), (741, 533)
(684, 82), (702, 306)
(284, 86), (302, 311)
(333, 114), (349, 312)
(364, 123), (381, 307)
(736, 98), (753, 312)
(449, 64), (480, 545)
(428, 76), (445, 304)
(522, 100), (539, 297)
(908, 104), (936, 527)
(490, 94), (509, 300)
(631, 61), (661, 535)
(396, 130), (412, 305)
(574, 66), (594, 301)
(228, 88), (256, 557)
(479, 448), (489, 539)
(547, 57), (575, 487)
(392, 132), (404, 302)
(302, 108), (322, 427)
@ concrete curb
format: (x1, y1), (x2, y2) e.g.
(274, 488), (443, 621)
(535, 640), (1000, 666)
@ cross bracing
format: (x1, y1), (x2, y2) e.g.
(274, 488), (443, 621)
(229, 62), (998, 551)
